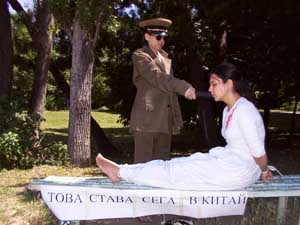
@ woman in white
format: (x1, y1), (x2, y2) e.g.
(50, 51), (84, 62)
(96, 63), (272, 190)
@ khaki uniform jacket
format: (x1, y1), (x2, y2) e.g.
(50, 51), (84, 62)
(129, 46), (192, 134)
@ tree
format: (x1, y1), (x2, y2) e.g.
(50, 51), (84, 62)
(50, 57), (119, 157)
(102, 0), (300, 147)
(0, 0), (13, 99)
(27, 0), (54, 124)
(9, 0), (55, 144)
(50, 0), (116, 165)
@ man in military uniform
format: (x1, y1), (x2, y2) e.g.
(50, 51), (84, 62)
(130, 17), (196, 163)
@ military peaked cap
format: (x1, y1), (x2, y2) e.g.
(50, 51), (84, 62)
(139, 18), (172, 28)
(139, 18), (172, 36)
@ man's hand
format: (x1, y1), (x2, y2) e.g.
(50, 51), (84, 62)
(184, 87), (196, 100)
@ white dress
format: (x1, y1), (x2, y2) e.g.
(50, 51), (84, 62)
(119, 97), (265, 190)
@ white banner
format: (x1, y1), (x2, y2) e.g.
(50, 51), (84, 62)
(41, 185), (248, 221)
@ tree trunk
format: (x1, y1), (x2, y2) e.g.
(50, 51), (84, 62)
(0, 0), (13, 99)
(263, 105), (270, 140)
(9, 0), (54, 144)
(27, 1), (54, 143)
(218, 29), (227, 63)
(29, 1), (54, 114)
(50, 59), (119, 155)
(290, 95), (299, 136)
(68, 20), (96, 165)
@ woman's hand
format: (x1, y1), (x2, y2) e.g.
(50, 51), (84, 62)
(254, 154), (272, 181)
(261, 169), (273, 181)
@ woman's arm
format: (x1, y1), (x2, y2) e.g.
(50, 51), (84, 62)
(254, 154), (273, 181)
(236, 104), (273, 181)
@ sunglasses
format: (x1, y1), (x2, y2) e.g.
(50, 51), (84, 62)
(154, 35), (168, 41)
(148, 34), (168, 41)
(147, 31), (168, 41)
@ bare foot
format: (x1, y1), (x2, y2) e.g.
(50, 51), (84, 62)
(96, 153), (122, 183)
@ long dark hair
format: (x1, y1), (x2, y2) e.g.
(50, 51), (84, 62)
(209, 63), (253, 101)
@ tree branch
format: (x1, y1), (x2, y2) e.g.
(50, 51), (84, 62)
(8, 0), (35, 37)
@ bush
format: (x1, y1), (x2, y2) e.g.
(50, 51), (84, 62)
(40, 141), (69, 166)
(0, 99), (69, 169)
(0, 98), (37, 169)
(0, 132), (69, 169)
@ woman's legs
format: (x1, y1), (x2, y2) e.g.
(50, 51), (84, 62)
(96, 154), (122, 183)
(96, 154), (152, 222)
(97, 152), (213, 189)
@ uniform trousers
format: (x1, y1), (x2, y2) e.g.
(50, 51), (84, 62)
(133, 131), (171, 163)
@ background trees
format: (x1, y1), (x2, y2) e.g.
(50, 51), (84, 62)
(106, 0), (300, 142)
(1, 0), (299, 169)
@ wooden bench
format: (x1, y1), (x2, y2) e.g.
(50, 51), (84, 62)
(28, 175), (300, 225)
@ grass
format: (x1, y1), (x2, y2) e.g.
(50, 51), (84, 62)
(0, 165), (100, 225)
(41, 110), (124, 130)
(40, 110), (134, 160)
(1, 110), (124, 225)
(0, 110), (300, 224)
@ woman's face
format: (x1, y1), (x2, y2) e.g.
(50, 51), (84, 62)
(208, 73), (228, 102)
(145, 33), (165, 53)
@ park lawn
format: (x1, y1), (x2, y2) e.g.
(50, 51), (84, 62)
(0, 165), (101, 225)
(41, 110), (124, 131)
(1, 110), (125, 225)
(40, 110), (133, 156)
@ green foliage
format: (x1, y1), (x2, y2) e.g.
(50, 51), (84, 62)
(10, 15), (35, 105)
(76, 0), (110, 31)
(50, 0), (115, 32)
(46, 75), (67, 110)
(0, 99), (69, 169)
(0, 99), (36, 169)
(10, 0), (300, 134)
(221, 1), (300, 109)
(92, 70), (110, 109)
(49, 0), (74, 28)
(40, 141), (69, 165)
(48, 1), (119, 111)
(87, 14), (141, 123)
(0, 131), (39, 169)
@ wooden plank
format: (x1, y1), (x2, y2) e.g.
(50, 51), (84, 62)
(276, 197), (288, 225)
(298, 208), (300, 225)
(28, 175), (300, 198)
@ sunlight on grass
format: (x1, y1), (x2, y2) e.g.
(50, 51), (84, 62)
(41, 110), (124, 133)
(92, 111), (124, 128)
(0, 165), (101, 225)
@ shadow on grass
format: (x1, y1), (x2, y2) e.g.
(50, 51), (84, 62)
(42, 129), (68, 143)
(18, 188), (40, 202)
(42, 126), (300, 151)
(41, 111), (300, 173)
(43, 127), (132, 143)
(42, 127), (209, 157)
